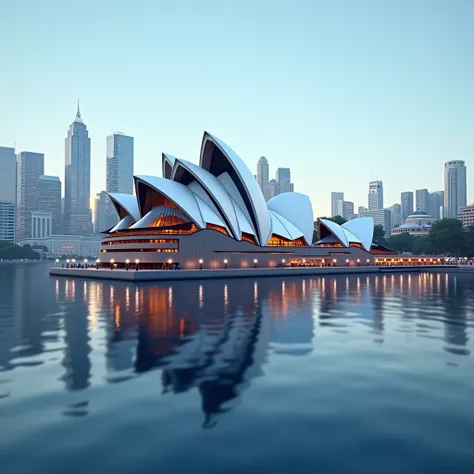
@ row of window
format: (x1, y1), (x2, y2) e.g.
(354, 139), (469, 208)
(102, 239), (178, 245)
(101, 248), (178, 253)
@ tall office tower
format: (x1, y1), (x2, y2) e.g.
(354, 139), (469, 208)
(0, 147), (17, 204)
(444, 161), (467, 218)
(401, 191), (414, 221)
(429, 191), (444, 220)
(257, 156), (269, 198)
(64, 102), (92, 235)
(16, 151), (44, 241)
(37, 176), (62, 234)
(415, 189), (429, 212)
(342, 201), (354, 220)
(94, 191), (108, 233)
(276, 168), (293, 194)
(358, 206), (367, 215)
(267, 179), (278, 200)
(105, 133), (134, 229)
(0, 147), (17, 242)
(360, 209), (392, 235)
(368, 181), (383, 210)
(331, 192), (344, 217)
(387, 203), (401, 228)
(0, 202), (15, 243)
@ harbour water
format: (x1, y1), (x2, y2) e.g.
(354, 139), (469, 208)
(0, 263), (473, 473)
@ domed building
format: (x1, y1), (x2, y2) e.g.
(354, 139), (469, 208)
(101, 132), (379, 269)
(391, 211), (433, 237)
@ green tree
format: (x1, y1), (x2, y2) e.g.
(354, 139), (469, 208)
(372, 224), (385, 245)
(385, 232), (416, 253)
(427, 218), (466, 256)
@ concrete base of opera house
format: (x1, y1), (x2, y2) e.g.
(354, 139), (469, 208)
(48, 265), (461, 282)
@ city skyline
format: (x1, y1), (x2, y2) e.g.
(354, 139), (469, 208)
(1, 1), (472, 216)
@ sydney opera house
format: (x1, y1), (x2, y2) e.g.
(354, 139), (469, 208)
(101, 132), (380, 269)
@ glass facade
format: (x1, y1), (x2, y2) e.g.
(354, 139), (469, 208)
(64, 109), (92, 235)
(38, 176), (61, 234)
(106, 133), (134, 229)
(0, 202), (15, 243)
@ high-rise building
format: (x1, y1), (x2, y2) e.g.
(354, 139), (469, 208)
(368, 181), (383, 210)
(415, 189), (429, 212)
(257, 157), (269, 199)
(358, 205), (367, 215)
(458, 204), (474, 227)
(342, 201), (354, 220)
(387, 203), (401, 229)
(331, 192), (344, 217)
(94, 191), (108, 233)
(444, 161), (467, 218)
(30, 211), (53, 239)
(37, 176), (61, 234)
(16, 151), (44, 241)
(360, 208), (392, 235)
(105, 133), (134, 229)
(429, 191), (444, 220)
(401, 192), (414, 221)
(0, 147), (17, 204)
(64, 102), (92, 235)
(0, 202), (15, 243)
(0, 147), (17, 243)
(276, 168), (293, 194)
(267, 179), (278, 200)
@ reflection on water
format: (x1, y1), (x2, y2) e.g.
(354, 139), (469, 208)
(0, 265), (474, 473)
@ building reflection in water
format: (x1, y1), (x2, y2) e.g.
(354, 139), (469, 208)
(2, 264), (473, 424)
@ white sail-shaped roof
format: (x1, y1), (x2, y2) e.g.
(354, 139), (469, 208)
(200, 132), (271, 246)
(342, 217), (374, 251)
(134, 175), (205, 228)
(267, 193), (313, 245)
(162, 153), (177, 179)
(171, 158), (240, 239)
(107, 193), (141, 222)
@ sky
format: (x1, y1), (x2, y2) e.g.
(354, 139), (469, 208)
(1, 0), (473, 217)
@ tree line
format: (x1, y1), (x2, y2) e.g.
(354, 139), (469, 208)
(0, 241), (40, 260)
(313, 217), (474, 256)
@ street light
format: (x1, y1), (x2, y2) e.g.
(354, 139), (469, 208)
(357, 258), (360, 266)
(96, 258), (100, 269)
(366, 258), (370, 265)
(199, 258), (203, 270)
(110, 258), (115, 270)
(224, 258), (228, 269)
(55, 258), (59, 263)
(125, 259), (130, 271)
(282, 258), (286, 266)
(346, 259), (350, 266)
(135, 258), (140, 271)
(254, 258), (258, 268)
(66, 258), (70, 268)
(333, 258), (337, 266)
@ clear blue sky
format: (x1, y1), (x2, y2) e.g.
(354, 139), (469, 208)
(1, 0), (473, 216)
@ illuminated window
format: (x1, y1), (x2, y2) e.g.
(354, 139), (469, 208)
(267, 235), (306, 247)
(206, 224), (229, 236)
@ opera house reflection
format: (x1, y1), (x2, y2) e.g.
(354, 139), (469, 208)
(1, 263), (473, 426)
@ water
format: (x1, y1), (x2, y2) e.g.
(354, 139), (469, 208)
(0, 264), (473, 474)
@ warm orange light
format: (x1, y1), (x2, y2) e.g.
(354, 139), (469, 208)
(199, 259), (203, 264)
(168, 259), (173, 264)
(135, 259), (140, 264)
(253, 259), (258, 263)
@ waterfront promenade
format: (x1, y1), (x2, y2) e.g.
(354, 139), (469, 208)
(48, 264), (473, 282)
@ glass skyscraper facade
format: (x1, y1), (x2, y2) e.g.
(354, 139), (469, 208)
(16, 151), (44, 241)
(444, 160), (467, 218)
(64, 104), (92, 235)
(38, 175), (61, 234)
(105, 133), (134, 229)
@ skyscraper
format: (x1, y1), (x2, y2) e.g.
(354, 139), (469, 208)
(94, 191), (108, 233)
(16, 151), (44, 241)
(64, 102), (92, 235)
(444, 161), (467, 218)
(387, 203), (401, 228)
(331, 192), (344, 217)
(360, 208), (392, 235)
(368, 181), (383, 210)
(0, 147), (17, 204)
(267, 179), (278, 200)
(257, 157), (269, 199)
(0, 147), (17, 242)
(0, 202), (15, 243)
(38, 176), (62, 234)
(105, 132), (134, 229)
(429, 191), (444, 220)
(401, 192), (414, 221)
(342, 201), (354, 220)
(276, 168), (293, 194)
(415, 189), (429, 212)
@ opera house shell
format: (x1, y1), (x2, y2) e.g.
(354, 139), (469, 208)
(101, 132), (377, 269)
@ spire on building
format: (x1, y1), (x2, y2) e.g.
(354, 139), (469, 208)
(74, 99), (83, 123)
